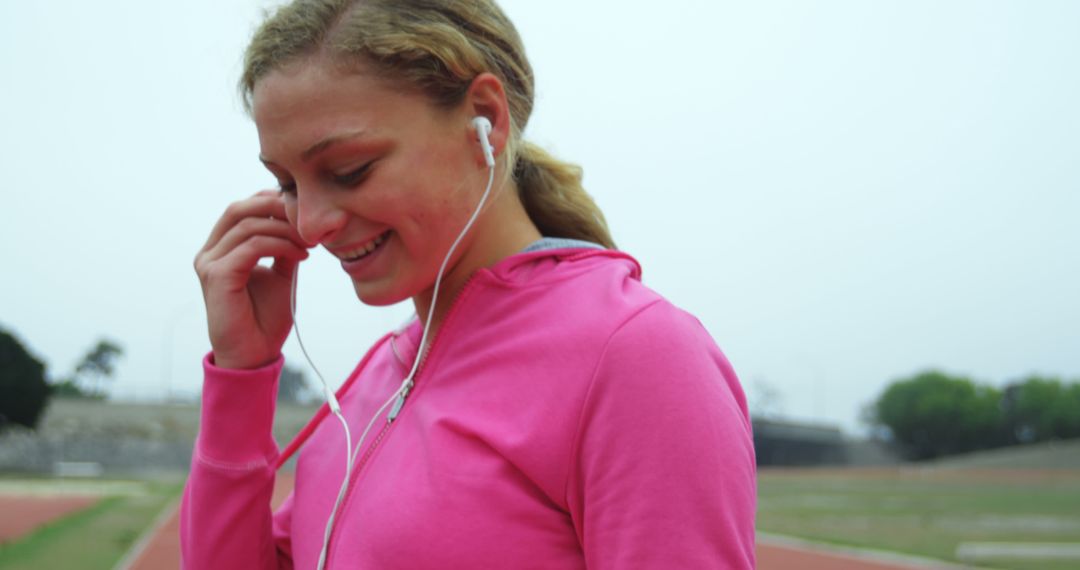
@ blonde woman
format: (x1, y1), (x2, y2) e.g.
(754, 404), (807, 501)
(184, 1), (755, 568)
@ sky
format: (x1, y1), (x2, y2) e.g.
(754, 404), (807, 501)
(2, 0), (1077, 434)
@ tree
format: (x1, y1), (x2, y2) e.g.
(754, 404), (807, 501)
(0, 328), (51, 431)
(77, 339), (123, 392)
(1003, 375), (1080, 443)
(50, 377), (98, 399)
(57, 339), (124, 399)
(872, 370), (1007, 460)
(278, 364), (311, 405)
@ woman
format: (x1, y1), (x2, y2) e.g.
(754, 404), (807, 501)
(183, 0), (756, 568)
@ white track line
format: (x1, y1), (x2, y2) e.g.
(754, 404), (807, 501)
(112, 496), (181, 570)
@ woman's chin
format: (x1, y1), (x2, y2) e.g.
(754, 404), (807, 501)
(351, 281), (408, 307)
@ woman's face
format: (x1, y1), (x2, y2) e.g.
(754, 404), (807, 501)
(252, 59), (488, 306)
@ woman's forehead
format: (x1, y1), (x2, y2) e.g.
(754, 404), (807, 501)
(252, 61), (454, 162)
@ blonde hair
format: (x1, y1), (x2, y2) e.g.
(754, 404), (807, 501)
(240, 0), (615, 249)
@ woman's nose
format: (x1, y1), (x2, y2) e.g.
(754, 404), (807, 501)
(294, 186), (347, 246)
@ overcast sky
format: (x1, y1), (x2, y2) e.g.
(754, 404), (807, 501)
(2, 0), (1077, 434)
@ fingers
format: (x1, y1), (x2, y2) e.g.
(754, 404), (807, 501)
(204, 216), (307, 263)
(231, 235), (310, 272)
(271, 251), (303, 281)
(202, 191), (296, 252)
(198, 234), (310, 291)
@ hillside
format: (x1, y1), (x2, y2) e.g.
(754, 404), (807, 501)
(928, 438), (1080, 469)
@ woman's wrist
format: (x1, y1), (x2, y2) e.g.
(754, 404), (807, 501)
(211, 352), (281, 371)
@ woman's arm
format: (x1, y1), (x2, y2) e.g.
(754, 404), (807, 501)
(567, 301), (757, 569)
(182, 189), (309, 568)
(179, 353), (293, 570)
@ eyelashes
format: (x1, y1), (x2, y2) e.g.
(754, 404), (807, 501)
(276, 161), (374, 195)
(332, 162), (373, 186)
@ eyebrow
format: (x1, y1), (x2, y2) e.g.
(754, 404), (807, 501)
(259, 130), (369, 165)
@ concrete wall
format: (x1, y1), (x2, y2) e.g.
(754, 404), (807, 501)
(0, 399), (320, 476)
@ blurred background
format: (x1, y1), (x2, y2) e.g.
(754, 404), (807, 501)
(2, 1), (1078, 569)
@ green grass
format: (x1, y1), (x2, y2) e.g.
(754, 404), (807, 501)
(757, 469), (1080, 570)
(0, 478), (184, 570)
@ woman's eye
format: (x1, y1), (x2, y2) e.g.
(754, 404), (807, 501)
(333, 162), (373, 186)
(278, 181), (297, 195)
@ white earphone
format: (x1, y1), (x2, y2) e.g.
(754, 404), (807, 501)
(294, 116), (498, 570)
(472, 116), (496, 168)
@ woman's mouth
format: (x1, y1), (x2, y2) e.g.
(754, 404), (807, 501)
(338, 230), (393, 277)
(340, 230), (391, 262)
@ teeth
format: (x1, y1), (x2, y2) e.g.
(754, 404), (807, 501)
(342, 232), (387, 261)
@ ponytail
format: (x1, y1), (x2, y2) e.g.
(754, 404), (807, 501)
(513, 142), (615, 249)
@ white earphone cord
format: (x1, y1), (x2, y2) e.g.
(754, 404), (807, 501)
(289, 140), (496, 570)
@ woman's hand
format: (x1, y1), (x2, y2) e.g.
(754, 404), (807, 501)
(194, 190), (311, 369)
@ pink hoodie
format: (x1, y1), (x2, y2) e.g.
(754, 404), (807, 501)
(181, 248), (756, 569)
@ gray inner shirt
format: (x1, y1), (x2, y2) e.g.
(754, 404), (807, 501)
(520, 237), (605, 254)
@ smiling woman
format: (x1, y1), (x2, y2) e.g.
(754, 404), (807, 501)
(184, 0), (756, 568)
(250, 59), (536, 312)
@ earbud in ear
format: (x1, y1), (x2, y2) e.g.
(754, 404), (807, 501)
(471, 116), (496, 168)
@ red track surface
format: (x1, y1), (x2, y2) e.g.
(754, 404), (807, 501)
(0, 495), (99, 543)
(756, 541), (937, 570)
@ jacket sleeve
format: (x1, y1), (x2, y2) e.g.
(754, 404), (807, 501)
(180, 353), (294, 570)
(566, 302), (757, 569)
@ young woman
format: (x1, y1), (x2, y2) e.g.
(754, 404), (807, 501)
(183, 1), (756, 568)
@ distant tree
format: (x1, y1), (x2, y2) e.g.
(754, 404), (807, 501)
(872, 370), (1006, 460)
(50, 377), (99, 399)
(278, 364), (311, 405)
(1069, 383), (1080, 438)
(0, 328), (51, 431)
(61, 339), (124, 399)
(1003, 375), (1080, 443)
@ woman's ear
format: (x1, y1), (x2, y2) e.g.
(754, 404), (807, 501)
(465, 72), (512, 167)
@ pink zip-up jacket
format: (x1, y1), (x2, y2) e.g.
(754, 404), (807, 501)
(181, 248), (756, 569)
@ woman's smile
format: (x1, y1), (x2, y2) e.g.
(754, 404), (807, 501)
(334, 230), (393, 278)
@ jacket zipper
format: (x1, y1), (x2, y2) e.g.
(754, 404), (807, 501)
(387, 381), (412, 422)
(324, 274), (479, 564)
(387, 273), (477, 423)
